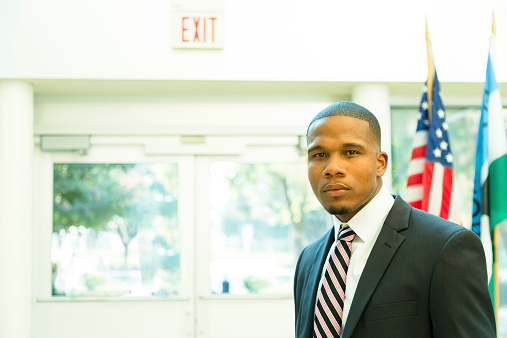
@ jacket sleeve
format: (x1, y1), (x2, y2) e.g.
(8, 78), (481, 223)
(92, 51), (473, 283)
(429, 229), (496, 337)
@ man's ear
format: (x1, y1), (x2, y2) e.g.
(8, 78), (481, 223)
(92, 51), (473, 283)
(376, 151), (388, 177)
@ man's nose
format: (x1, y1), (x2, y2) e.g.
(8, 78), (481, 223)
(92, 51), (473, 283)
(323, 156), (345, 177)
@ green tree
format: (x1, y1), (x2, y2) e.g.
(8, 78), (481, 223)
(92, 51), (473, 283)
(53, 163), (178, 265)
(53, 164), (129, 232)
(221, 163), (327, 257)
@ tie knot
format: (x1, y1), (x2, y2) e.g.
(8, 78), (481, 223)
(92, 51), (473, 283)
(338, 225), (356, 242)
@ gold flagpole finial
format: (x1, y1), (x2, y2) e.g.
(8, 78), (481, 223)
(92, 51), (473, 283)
(425, 18), (430, 42)
(492, 12), (496, 36)
(425, 18), (434, 120)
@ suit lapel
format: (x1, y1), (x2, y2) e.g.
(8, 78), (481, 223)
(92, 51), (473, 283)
(340, 196), (411, 338)
(299, 227), (335, 338)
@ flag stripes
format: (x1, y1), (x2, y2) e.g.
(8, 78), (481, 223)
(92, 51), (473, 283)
(405, 72), (462, 225)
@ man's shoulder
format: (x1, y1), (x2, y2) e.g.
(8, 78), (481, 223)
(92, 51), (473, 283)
(297, 227), (333, 264)
(387, 195), (473, 241)
(302, 227), (333, 253)
(295, 227), (334, 288)
(394, 198), (476, 244)
(409, 205), (463, 232)
(389, 195), (461, 228)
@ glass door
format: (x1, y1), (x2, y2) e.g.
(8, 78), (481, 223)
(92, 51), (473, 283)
(194, 145), (330, 338)
(33, 144), (196, 338)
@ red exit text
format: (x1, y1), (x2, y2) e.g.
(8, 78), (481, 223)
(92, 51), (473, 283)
(181, 17), (218, 43)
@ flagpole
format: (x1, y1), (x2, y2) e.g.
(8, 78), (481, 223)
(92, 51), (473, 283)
(494, 226), (499, 332)
(491, 12), (499, 333)
(490, 12), (497, 74)
(492, 11), (496, 36)
(425, 19), (434, 121)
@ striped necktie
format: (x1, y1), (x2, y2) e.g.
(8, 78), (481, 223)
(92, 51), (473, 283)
(313, 225), (356, 338)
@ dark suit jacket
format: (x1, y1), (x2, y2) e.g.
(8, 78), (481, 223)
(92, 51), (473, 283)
(294, 195), (496, 338)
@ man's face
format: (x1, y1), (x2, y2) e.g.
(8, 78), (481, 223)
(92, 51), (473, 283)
(307, 115), (387, 223)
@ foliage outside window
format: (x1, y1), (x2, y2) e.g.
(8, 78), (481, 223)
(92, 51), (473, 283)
(209, 161), (329, 294)
(52, 163), (180, 297)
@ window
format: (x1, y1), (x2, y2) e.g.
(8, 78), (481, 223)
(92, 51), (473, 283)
(208, 161), (328, 294)
(51, 163), (180, 297)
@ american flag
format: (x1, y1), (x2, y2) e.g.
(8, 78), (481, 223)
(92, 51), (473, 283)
(405, 71), (462, 224)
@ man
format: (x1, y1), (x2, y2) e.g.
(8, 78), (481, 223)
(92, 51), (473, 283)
(294, 101), (496, 338)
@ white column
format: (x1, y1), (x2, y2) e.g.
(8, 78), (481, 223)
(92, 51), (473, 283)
(0, 81), (33, 338)
(351, 84), (392, 191)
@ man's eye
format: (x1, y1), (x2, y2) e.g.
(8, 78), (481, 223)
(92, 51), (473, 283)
(345, 150), (359, 156)
(313, 153), (326, 158)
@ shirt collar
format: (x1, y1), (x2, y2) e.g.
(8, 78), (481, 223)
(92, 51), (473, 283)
(333, 185), (394, 243)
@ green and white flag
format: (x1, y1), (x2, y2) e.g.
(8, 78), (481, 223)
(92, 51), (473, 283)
(472, 32), (507, 309)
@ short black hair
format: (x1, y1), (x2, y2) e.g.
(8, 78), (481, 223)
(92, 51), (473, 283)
(307, 101), (381, 150)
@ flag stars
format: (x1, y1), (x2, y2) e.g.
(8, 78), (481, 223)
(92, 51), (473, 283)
(421, 101), (428, 110)
(417, 112), (422, 120)
(424, 119), (430, 126)
(437, 109), (445, 119)
(423, 85), (428, 93)
(433, 148), (442, 158)
(445, 153), (453, 163)
(435, 128), (443, 138)
(442, 122), (448, 131)
(440, 140), (448, 151)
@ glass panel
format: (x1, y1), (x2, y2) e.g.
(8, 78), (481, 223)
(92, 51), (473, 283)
(209, 161), (329, 294)
(52, 163), (180, 297)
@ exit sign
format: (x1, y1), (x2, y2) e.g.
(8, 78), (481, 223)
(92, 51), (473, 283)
(172, 12), (224, 49)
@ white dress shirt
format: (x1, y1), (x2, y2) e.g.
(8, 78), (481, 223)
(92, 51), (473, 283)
(315, 185), (395, 328)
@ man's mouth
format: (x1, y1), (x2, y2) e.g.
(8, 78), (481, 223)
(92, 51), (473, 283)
(323, 183), (350, 197)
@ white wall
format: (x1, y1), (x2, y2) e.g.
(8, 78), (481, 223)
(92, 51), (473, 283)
(0, 81), (33, 338)
(33, 94), (338, 134)
(0, 0), (506, 82)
